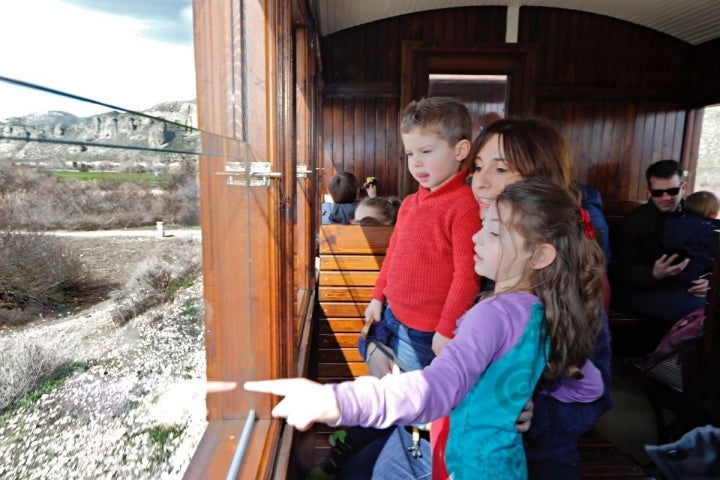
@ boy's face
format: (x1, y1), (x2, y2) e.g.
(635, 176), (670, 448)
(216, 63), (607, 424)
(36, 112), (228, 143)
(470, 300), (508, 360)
(471, 134), (523, 214)
(402, 128), (469, 191)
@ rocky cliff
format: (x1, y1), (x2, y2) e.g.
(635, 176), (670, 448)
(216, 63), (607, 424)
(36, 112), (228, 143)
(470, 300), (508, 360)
(0, 100), (199, 171)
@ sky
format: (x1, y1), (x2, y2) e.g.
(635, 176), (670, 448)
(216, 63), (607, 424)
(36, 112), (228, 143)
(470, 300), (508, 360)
(0, 0), (195, 120)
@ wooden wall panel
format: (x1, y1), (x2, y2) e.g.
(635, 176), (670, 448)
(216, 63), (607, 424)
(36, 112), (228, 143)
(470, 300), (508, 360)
(521, 7), (691, 95)
(691, 38), (720, 106)
(319, 6), (713, 210)
(538, 101), (686, 205)
(321, 95), (400, 197)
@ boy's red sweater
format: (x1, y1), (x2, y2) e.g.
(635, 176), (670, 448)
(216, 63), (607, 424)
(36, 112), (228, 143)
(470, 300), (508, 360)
(372, 170), (480, 338)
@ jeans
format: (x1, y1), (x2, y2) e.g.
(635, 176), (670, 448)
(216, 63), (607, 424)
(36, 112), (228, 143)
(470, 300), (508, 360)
(383, 304), (436, 372)
(342, 426), (431, 480)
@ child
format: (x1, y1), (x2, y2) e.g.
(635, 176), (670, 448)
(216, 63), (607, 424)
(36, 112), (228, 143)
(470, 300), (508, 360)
(321, 172), (376, 224)
(353, 196), (401, 225)
(365, 96), (479, 368)
(246, 178), (607, 479)
(661, 190), (720, 291)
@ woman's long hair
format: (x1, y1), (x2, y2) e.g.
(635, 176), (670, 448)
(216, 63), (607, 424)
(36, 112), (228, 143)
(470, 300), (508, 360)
(496, 178), (605, 379)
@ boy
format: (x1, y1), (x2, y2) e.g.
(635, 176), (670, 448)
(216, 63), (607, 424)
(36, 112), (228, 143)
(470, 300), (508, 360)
(311, 97), (480, 478)
(661, 190), (720, 291)
(365, 96), (480, 365)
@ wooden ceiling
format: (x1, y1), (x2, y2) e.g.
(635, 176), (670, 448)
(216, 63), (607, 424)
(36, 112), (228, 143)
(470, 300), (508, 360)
(311, 0), (720, 45)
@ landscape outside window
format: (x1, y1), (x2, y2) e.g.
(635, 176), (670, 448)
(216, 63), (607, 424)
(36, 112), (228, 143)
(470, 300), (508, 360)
(0, 2), (207, 479)
(696, 104), (720, 199)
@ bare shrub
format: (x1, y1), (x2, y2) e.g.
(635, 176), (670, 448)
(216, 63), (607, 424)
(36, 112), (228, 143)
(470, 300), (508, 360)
(0, 339), (67, 412)
(0, 232), (99, 325)
(0, 164), (199, 231)
(111, 240), (201, 326)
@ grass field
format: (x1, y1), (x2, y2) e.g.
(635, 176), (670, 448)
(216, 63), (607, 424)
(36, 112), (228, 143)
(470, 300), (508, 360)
(49, 170), (173, 187)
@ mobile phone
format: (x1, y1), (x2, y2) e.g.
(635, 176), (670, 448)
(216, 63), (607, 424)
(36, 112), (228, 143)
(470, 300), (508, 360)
(664, 247), (688, 265)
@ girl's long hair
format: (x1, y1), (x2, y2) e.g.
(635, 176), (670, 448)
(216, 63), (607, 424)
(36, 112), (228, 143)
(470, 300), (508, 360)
(497, 178), (605, 379)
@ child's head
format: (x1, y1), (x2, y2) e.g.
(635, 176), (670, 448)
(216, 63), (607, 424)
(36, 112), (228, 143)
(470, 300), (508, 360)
(473, 178), (604, 379)
(354, 197), (401, 225)
(400, 97), (472, 191)
(470, 117), (573, 211)
(327, 172), (361, 203)
(684, 190), (720, 219)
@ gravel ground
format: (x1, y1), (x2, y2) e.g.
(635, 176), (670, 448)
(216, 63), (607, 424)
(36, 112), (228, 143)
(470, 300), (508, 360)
(0, 234), (207, 480)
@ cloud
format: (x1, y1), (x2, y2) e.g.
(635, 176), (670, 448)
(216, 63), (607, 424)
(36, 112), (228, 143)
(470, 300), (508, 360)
(0, 0), (195, 119)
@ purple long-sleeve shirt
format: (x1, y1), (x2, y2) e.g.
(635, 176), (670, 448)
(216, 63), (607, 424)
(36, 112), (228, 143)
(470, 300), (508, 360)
(329, 292), (603, 428)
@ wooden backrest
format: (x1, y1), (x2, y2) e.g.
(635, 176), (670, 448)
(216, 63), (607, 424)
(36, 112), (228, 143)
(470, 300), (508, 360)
(315, 224), (394, 382)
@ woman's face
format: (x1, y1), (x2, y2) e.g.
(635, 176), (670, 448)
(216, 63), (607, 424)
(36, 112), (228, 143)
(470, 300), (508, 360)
(471, 134), (523, 213)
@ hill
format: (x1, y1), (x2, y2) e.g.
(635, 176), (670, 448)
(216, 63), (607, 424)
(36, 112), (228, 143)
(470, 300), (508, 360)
(0, 100), (199, 171)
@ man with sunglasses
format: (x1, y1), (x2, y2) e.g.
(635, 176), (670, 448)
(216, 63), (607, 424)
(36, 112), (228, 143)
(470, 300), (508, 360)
(610, 159), (708, 328)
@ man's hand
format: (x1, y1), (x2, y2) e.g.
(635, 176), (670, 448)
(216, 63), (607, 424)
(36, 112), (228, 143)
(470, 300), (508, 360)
(688, 278), (710, 298)
(244, 378), (340, 431)
(432, 331), (452, 356)
(364, 299), (383, 324)
(652, 254), (689, 280)
(515, 399), (534, 432)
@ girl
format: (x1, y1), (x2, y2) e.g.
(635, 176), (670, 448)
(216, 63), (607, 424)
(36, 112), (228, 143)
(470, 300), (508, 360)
(246, 178), (606, 479)
(353, 196), (401, 226)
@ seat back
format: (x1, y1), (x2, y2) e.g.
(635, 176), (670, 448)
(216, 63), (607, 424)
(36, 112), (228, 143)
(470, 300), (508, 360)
(315, 224), (394, 382)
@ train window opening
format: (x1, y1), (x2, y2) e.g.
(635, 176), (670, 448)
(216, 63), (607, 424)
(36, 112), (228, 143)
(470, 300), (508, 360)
(696, 104), (720, 199)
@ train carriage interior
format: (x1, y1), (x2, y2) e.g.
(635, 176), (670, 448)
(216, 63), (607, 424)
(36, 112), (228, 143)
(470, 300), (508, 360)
(2, 0), (720, 478)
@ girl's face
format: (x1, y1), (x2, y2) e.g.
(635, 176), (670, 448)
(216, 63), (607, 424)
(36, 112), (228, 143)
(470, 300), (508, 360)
(472, 202), (531, 291)
(471, 134), (523, 212)
(401, 128), (468, 192)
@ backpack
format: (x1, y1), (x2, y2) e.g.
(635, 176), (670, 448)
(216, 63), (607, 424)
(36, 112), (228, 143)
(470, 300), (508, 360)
(645, 307), (705, 391)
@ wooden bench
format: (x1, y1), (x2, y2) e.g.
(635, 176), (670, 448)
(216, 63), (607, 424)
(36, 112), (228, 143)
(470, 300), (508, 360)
(314, 224), (394, 382)
(578, 429), (656, 479)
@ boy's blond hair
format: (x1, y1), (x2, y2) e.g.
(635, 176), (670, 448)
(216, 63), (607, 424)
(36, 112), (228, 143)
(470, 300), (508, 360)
(685, 190), (720, 218)
(400, 97), (472, 147)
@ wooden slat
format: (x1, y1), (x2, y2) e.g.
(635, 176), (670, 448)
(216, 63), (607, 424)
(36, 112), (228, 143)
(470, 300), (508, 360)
(317, 333), (364, 348)
(317, 362), (368, 378)
(319, 224), (394, 254)
(318, 270), (380, 286)
(318, 286), (375, 301)
(319, 302), (367, 317)
(318, 318), (366, 333)
(320, 254), (385, 270)
(315, 348), (364, 363)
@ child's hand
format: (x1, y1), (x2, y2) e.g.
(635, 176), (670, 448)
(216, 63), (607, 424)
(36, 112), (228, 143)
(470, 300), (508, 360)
(244, 378), (341, 430)
(365, 299), (383, 324)
(365, 184), (377, 198)
(431, 331), (452, 356)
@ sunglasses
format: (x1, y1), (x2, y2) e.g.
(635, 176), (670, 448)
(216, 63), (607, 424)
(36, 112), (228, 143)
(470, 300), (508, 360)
(650, 187), (681, 197)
